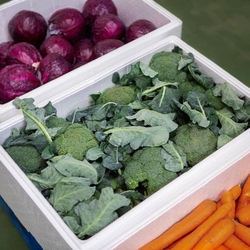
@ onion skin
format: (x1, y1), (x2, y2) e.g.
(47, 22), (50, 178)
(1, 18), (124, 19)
(38, 53), (73, 84)
(48, 8), (86, 44)
(7, 42), (42, 69)
(0, 64), (41, 103)
(92, 13), (125, 44)
(125, 19), (157, 43)
(8, 10), (47, 47)
(92, 39), (124, 59)
(40, 36), (75, 64)
(74, 38), (94, 65)
(0, 41), (15, 70)
(82, 0), (118, 27)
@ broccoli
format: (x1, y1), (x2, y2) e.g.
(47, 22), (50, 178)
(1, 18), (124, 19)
(5, 145), (45, 173)
(122, 147), (178, 196)
(149, 51), (187, 83)
(178, 80), (206, 100)
(205, 88), (226, 110)
(173, 124), (217, 166)
(54, 123), (98, 161)
(96, 85), (135, 105)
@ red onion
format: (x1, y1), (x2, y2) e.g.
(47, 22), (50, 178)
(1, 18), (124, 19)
(38, 53), (72, 84)
(92, 14), (125, 44)
(92, 39), (124, 59)
(48, 8), (86, 44)
(0, 41), (15, 70)
(7, 42), (42, 70)
(125, 19), (157, 43)
(40, 36), (75, 64)
(8, 10), (47, 47)
(0, 64), (41, 103)
(74, 38), (94, 65)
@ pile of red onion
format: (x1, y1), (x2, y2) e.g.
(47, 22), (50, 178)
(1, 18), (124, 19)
(0, 0), (157, 104)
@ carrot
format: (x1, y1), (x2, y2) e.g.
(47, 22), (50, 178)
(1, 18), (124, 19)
(215, 246), (230, 250)
(233, 219), (250, 246)
(236, 175), (250, 212)
(229, 185), (242, 200)
(192, 219), (235, 250)
(235, 204), (250, 226)
(223, 234), (250, 250)
(139, 199), (217, 250)
(170, 202), (233, 250)
(220, 191), (235, 219)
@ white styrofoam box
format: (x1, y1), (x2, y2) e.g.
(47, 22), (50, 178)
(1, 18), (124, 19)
(1, 35), (250, 250)
(0, 0), (182, 123)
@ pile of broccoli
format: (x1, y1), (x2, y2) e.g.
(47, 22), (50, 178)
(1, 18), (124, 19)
(3, 46), (250, 217)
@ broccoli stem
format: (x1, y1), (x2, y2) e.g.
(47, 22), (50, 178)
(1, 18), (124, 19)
(21, 108), (53, 144)
(142, 82), (177, 96)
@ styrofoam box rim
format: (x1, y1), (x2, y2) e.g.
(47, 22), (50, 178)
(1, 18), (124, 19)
(1, 35), (250, 250)
(0, 0), (182, 123)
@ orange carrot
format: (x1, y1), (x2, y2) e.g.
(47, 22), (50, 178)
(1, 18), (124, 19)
(229, 185), (242, 200)
(223, 234), (250, 250)
(236, 175), (250, 212)
(215, 246), (230, 250)
(139, 199), (217, 250)
(235, 204), (250, 226)
(192, 219), (235, 250)
(170, 202), (233, 250)
(220, 191), (235, 219)
(233, 219), (250, 246)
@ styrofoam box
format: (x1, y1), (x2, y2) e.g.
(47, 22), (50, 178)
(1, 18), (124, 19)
(0, 0), (182, 123)
(1, 35), (250, 250)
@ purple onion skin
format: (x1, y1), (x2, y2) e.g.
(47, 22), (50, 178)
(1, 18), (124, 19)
(8, 10), (47, 48)
(7, 42), (42, 69)
(0, 64), (41, 103)
(38, 53), (73, 84)
(0, 41), (15, 70)
(92, 14), (125, 44)
(48, 8), (86, 44)
(82, 0), (117, 27)
(74, 38), (94, 65)
(125, 19), (157, 43)
(39, 36), (75, 64)
(92, 39), (124, 59)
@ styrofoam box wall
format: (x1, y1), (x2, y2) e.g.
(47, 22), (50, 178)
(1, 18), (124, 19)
(0, 0), (182, 123)
(1, 35), (250, 250)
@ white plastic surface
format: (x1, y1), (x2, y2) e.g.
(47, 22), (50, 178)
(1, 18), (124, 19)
(1, 35), (250, 250)
(0, 0), (182, 123)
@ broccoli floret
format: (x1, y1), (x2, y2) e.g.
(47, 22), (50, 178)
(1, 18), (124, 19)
(173, 124), (217, 166)
(54, 123), (98, 160)
(149, 51), (187, 83)
(96, 85), (135, 105)
(122, 147), (178, 196)
(205, 88), (226, 110)
(46, 115), (71, 135)
(5, 145), (45, 173)
(178, 80), (206, 100)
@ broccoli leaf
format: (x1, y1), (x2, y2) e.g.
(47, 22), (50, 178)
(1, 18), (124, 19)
(104, 126), (170, 150)
(50, 155), (99, 184)
(139, 62), (158, 78)
(187, 62), (214, 89)
(216, 108), (248, 137)
(86, 146), (105, 161)
(149, 86), (180, 113)
(27, 164), (64, 190)
(73, 187), (130, 238)
(126, 109), (178, 132)
(12, 98), (59, 143)
(174, 99), (210, 128)
(213, 82), (244, 110)
(217, 134), (233, 149)
(49, 182), (95, 212)
(161, 141), (187, 172)
(235, 103), (250, 122)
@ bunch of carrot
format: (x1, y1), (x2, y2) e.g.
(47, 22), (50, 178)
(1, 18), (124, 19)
(139, 174), (250, 250)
